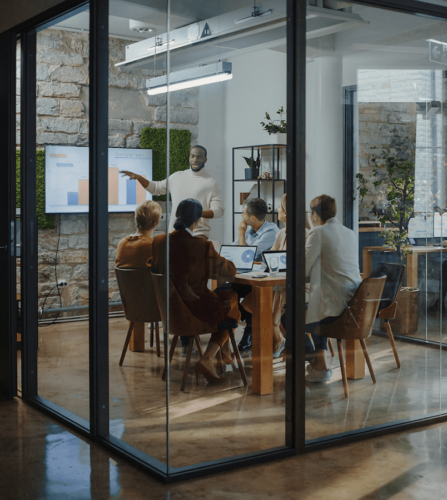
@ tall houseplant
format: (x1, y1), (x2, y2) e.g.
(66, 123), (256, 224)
(356, 146), (418, 335)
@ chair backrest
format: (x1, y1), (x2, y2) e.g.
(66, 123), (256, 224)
(115, 268), (161, 323)
(369, 262), (405, 311)
(151, 273), (216, 337)
(316, 276), (386, 341)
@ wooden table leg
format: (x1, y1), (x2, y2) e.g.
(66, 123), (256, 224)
(406, 253), (418, 288)
(345, 339), (365, 380)
(252, 286), (273, 395)
(129, 321), (145, 352)
(362, 249), (373, 278)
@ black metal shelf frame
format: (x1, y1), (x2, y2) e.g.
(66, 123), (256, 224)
(232, 144), (287, 239)
(2, 0), (447, 486)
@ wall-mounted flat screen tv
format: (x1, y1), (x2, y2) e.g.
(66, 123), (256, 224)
(45, 145), (153, 214)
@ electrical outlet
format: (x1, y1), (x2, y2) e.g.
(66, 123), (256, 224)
(58, 280), (68, 287)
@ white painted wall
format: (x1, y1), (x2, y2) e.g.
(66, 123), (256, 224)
(306, 56), (344, 221)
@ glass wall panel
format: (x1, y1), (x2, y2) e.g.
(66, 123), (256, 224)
(165, 0), (288, 468)
(305, 2), (446, 440)
(107, 0), (168, 471)
(34, 7), (90, 422)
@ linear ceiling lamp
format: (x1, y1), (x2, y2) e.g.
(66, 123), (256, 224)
(147, 62), (232, 95)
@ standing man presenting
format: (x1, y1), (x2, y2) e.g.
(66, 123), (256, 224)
(120, 145), (224, 240)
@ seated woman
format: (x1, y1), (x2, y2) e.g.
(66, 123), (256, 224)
(305, 195), (362, 383)
(241, 194), (310, 357)
(151, 198), (240, 384)
(115, 200), (162, 268)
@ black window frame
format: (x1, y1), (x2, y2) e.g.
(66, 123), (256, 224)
(1, 0), (447, 484)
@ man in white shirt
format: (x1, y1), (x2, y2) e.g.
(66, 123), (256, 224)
(305, 195), (362, 383)
(121, 145), (224, 240)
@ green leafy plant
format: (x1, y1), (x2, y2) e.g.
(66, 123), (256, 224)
(242, 150), (261, 170)
(356, 146), (415, 262)
(16, 150), (55, 230)
(260, 106), (287, 134)
(140, 126), (191, 201)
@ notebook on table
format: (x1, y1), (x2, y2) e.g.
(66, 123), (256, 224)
(220, 245), (257, 273)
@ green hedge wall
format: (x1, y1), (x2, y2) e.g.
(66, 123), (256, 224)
(16, 150), (55, 230)
(140, 127), (191, 200)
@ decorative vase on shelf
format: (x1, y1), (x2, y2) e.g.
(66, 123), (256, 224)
(245, 168), (258, 180)
(271, 133), (287, 145)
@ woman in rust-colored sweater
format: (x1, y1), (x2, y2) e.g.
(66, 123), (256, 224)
(115, 200), (162, 269)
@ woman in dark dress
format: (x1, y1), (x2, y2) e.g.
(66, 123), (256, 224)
(152, 199), (240, 383)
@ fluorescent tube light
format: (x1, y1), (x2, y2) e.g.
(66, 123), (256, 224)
(235, 6), (272, 25)
(147, 62), (232, 95)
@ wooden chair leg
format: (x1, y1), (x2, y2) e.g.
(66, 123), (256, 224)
(337, 339), (348, 398)
(150, 322), (154, 347)
(155, 322), (161, 358)
(119, 321), (134, 366)
(360, 338), (376, 384)
(162, 335), (178, 381)
(384, 320), (400, 368)
(328, 338), (335, 357)
(229, 329), (248, 386)
(216, 350), (224, 374)
(194, 335), (203, 358)
(181, 337), (194, 392)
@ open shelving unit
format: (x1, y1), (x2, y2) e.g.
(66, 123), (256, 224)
(232, 144), (287, 239)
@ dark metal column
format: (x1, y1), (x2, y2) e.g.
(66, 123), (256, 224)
(21, 29), (38, 398)
(89, 0), (110, 437)
(285, 0), (306, 452)
(0, 30), (17, 400)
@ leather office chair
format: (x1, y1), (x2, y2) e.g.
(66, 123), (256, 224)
(369, 262), (405, 368)
(115, 268), (162, 366)
(152, 273), (248, 392)
(315, 276), (386, 398)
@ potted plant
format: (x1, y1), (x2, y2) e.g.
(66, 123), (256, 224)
(242, 151), (261, 180)
(356, 145), (419, 335)
(260, 106), (287, 144)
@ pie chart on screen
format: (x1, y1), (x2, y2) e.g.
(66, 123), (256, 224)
(280, 255), (287, 266)
(242, 249), (255, 263)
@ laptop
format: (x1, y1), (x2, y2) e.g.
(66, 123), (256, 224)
(220, 245), (257, 273)
(262, 250), (287, 272)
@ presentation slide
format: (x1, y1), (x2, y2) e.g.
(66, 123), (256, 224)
(45, 145), (153, 214)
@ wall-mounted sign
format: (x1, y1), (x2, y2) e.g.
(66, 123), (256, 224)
(429, 39), (447, 65)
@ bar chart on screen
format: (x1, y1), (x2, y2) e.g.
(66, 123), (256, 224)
(45, 146), (153, 214)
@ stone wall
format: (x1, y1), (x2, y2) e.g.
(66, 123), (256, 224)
(15, 28), (199, 316)
(358, 102), (417, 220)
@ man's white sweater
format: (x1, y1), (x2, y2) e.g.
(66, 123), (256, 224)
(145, 167), (224, 238)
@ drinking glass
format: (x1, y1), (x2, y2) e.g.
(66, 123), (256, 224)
(270, 257), (279, 277)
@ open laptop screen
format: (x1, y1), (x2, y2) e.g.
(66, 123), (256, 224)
(262, 250), (287, 272)
(220, 245), (257, 271)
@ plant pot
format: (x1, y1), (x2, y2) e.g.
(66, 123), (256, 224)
(271, 133), (287, 145)
(380, 287), (419, 335)
(245, 168), (258, 180)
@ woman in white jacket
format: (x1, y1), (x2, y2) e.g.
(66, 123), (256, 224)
(305, 195), (362, 383)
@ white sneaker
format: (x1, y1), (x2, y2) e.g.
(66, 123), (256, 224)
(181, 346), (195, 357)
(305, 365), (332, 382)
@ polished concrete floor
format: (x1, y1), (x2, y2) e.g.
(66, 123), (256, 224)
(1, 397), (447, 499)
(16, 313), (447, 471)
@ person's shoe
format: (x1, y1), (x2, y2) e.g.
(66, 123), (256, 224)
(181, 346), (195, 357)
(305, 365), (332, 383)
(194, 360), (228, 384)
(273, 338), (286, 359)
(238, 325), (252, 353)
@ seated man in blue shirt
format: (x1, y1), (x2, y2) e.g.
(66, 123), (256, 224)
(232, 198), (279, 352)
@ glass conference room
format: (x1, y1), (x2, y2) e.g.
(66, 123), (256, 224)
(2, 0), (447, 483)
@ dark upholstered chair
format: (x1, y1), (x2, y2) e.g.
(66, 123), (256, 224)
(314, 276), (386, 398)
(152, 273), (247, 392)
(115, 268), (162, 366)
(369, 262), (405, 368)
